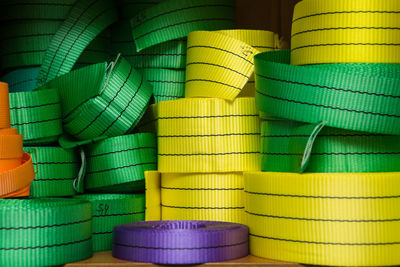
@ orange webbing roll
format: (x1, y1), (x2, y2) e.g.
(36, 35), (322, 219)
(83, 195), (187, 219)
(0, 82), (35, 198)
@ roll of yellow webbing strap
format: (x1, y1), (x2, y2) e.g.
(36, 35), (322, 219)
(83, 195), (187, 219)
(245, 171), (400, 266)
(291, 0), (400, 65)
(145, 171), (245, 224)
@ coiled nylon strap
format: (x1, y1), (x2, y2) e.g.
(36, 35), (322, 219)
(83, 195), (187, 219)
(0, 82), (35, 198)
(261, 119), (400, 173)
(85, 133), (157, 193)
(35, 0), (118, 86)
(291, 0), (400, 65)
(141, 68), (185, 103)
(157, 97), (260, 173)
(145, 171), (245, 224)
(41, 56), (153, 142)
(74, 194), (145, 252)
(0, 198), (92, 267)
(185, 30), (279, 100)
(254, 50), (400, 135)
(9, 89), (62, 145)
(130, 0), (236, 51)
(245, 171), (400, 266)
(0, 0), (112, 77)
(24, 146), (79, 197)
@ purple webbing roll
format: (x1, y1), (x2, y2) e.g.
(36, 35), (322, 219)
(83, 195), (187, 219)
(112, 220), (249, 264)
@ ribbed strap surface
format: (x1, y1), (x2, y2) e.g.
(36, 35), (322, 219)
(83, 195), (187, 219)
(24, 146), (79, 197)
(245, 171), (400, 266)
(85, 133), (157, 192)
(130, 0), (236, 51)
(185, 30), (279, 100)
(157, 97), (260, 172)
(254, 50), (400, 135)
(0, 198), (92, 267)
(291, 0), (400, 65)
(74, 194), (145, 252)
(261, 119), (400, 173)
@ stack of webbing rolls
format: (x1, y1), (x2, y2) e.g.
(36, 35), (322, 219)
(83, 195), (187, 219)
(249, 0), (400, 266)
(143, 2), (280, 224)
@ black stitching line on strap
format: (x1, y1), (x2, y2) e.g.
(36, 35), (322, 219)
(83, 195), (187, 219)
(256, 73), (400, 99)
(98, 70), (144, 136)
(161, 204), (244, 210)
(262, 152), (400, 156)
(293, 10), (400, 23)
(158, 151), (259, 156)
(93, 211), (145, 218)
(261, 134), (388, 138)
(54, 6), (114, 77)
(33, 177), (75, 181)
(244, 190), (400, 199)
(0, 237), (92, 250)
(124, 1), (159, 5)
(256, 90), (400, 118)
(158, 114), (258, 119)
(114, 240), (248, 250)
(40, 0), (99, 81)
(93, 231), (112, 235)
(292, 42), (400, 52)
(87, 162), (156, 175)
(0, 218), (90, 230)
(132, 4), (234, 30)
(250, 233), (400, 246)
(148, 80), (185, 84)
(187, 62), (249, 78)
(161, 187), (244, 191)
(134, 18), (235, 41)
(187, 45), (253, 65)
(72, 64), (133, 136)
(292, 27), (400, 37)
(158, 133), (260, 138)
(88, 147), (156, 158)
(186, 79), (242, 90)
(10, 102), (59, 110)
(246, 211), (400, 223)
(11, 117), (61, 126)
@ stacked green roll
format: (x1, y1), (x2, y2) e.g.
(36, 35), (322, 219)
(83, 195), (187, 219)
(24, 146), (80, 197)
(0, 199), (92, 266)
(74, 194), (145, 251)
(84, 133), (157, 193)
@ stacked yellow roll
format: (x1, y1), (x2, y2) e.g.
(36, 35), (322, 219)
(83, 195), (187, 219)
(146, 29), (279, 224)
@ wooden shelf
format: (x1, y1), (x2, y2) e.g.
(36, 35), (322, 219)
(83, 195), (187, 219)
(65, 251), (302, 266)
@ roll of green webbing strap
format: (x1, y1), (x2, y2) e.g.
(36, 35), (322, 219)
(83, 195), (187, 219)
(261, 119), (400, 173)
(0, 198), (92, 267)
(119, 0), (162, 20)
(9, 89), (62, 145)
(0, 0), (112, 72)
(41, 56), (153, 142)
(24, 146), (80, 197)
(141, 68), (185, 103)
(36, 0), (118, 86)
(74, 194), (145, 252)
(84, 133), (157, 193)
(254, 50), (400, 135)
(130, 0), (236, 51)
